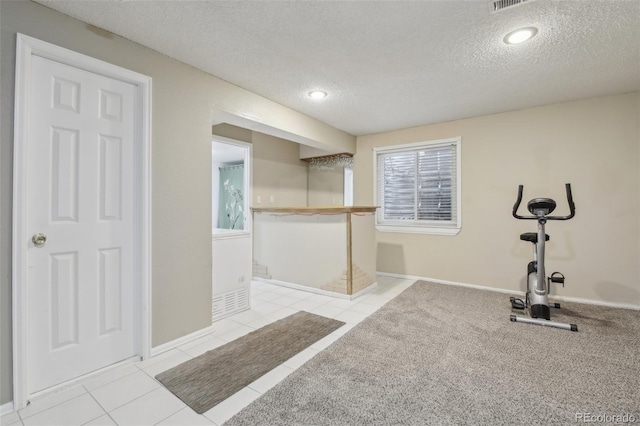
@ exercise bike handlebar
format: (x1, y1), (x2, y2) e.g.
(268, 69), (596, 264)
(512, 183), (576, 220)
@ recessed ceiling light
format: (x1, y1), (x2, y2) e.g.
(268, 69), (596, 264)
(307, 90), (328, 100)
(503, 27), (538, 44)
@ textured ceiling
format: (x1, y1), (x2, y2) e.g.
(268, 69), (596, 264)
(34, 0), (640, 136)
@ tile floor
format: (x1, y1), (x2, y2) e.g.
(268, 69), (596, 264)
(1, 276), (415, 426)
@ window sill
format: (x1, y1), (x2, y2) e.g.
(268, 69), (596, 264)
(375, 225), (461, 236)
(212, 229), (251, 240)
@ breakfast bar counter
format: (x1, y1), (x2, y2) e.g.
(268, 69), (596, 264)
(252, 206), (378, 298)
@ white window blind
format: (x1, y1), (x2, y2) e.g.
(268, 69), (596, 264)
(375, 137), (461, 235)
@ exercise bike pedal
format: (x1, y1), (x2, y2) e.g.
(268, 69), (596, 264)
(510, 297), (525, 310)
(549, 272), (565, 285)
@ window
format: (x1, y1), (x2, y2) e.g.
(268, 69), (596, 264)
(374, 137), (461, 235)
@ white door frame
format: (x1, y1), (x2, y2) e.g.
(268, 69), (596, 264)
(12, 33), (152, 409)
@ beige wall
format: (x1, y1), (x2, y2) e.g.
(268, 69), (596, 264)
(299, 144), (343, 159)
(0, 0), (353, 404)
(308, 167), (345, 206)
(212, 124), (347, 209)
(212, 124), (310, 207)
(356, 92), (640, 307)
(252, 132), (309, 207)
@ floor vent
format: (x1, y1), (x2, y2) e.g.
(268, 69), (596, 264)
(212, 287), (249, 322)
(491, 0), (531, 12)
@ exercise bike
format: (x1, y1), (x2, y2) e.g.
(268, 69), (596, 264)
(510, 183), (577, 331)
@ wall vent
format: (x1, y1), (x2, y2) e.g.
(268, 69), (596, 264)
(491, 0), (531, 12)
(212, 287), (249, 322)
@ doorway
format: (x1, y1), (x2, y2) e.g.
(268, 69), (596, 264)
(211, 138), (252, 321)
(12, 34), (151, 408)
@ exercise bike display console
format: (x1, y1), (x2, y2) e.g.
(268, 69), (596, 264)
(510, 184), (577, 331)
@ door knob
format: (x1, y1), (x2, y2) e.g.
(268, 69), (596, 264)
(32, 233), (47, 248)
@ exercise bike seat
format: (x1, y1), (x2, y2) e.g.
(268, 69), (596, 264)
(520, 232), (550, 243)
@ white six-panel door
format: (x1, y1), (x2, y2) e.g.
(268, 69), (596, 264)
(26, 55), (137, 393)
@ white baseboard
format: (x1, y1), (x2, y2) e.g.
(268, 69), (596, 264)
(377, 272), (518, 295)
(351, 282), (378, 299)
(1, 401), (14, 415)
(550, 294), (640, 311)
(254, 277), (377, 300)
(151, 277), (379, 357)
(150, 324), (216, 357)
(376, 272), (640, 311)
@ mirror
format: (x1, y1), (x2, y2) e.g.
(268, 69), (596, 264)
(212, 139), (250, 232)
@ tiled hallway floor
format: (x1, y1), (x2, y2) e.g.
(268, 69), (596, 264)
(2, 276), (415, 426)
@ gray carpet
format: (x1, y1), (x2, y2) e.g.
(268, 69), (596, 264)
(156, 311), (344, 414)
(226, 281), (640, 425)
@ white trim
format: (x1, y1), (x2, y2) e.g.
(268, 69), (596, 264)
(254, 277), (378, 300)
(150, 324), (217, 357)
(0, 401), (15, 416)
(343, 167), (354, 206)
(27, 356), (139, 402)
(377, 272), (640, 310)
(377, 272), (516, 295)
(212, 230), (251, 240)
(11, 33), (30, 412)
(373, 137), (456, 154)
(152, 279), (377, 356)
(375, 225), (461, 236)
(545, 294), (640, 311)
(11, 34), (152, 409)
